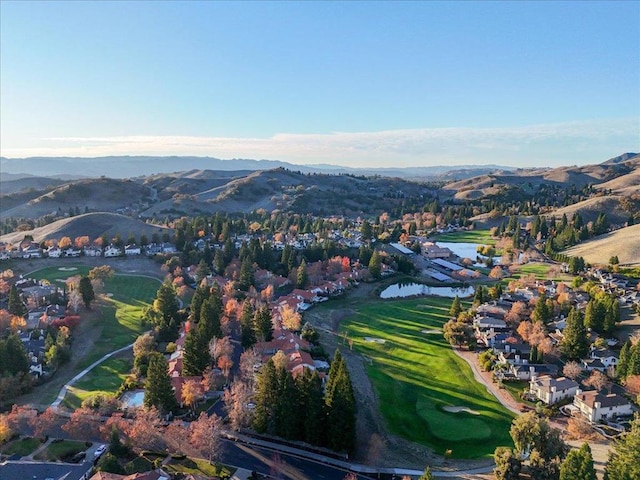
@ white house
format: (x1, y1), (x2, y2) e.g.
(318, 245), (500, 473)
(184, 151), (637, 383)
(104, 245), (122, 257)
(47, 247), (62, 258)
(84, 246), (102, 257)
(590, 349), (618, 369)
(124, 244), (141, 255)
(529, 375), (579, 405)
(573, 390), (633, 423)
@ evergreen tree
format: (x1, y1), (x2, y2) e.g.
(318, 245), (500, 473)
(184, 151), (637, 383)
(325, 350), (356, 453)
(368, 250), (382, 280)
(253, 305), (273, 342)
(213, 249), (226, 275)
(628, 342), (640, 377)
(239, 257), (254, 291)
(360, 219), (372, 241)
(604, 414), (640, 480)
(7, 285), (26, 318)
(449, 295), (462, 318)
(298, 370), (326, 446)
(418, 467), (435, 480)
(274, 367), (299, 440)
(240, 301), (256, 348)
(190, 284), (210, 324)
(153, 280), (180, 340)
(473, 285), (485, 307)
(78, 276), (95, 308)
(560, 443), (596, 480)
(584, 299), (605, 333)
(1, 333), (30, 375)
(144, 352), (178, 414)
(532, 293), (551, 323)
(603, 298), (620, 335)
(296, 259), (309, 288)
(493, 447), (521, 480)
(616, 340), (631, 381)
(199, 296), (222, 342)
(253, 359), (278, 434)
(560, 308), (589, 360)
(195, 259), (211, 284)
(182, 328), (209, 376)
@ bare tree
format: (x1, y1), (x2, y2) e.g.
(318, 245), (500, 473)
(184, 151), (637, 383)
(67, 290), (83, 314)
(29, 407), (58, 439)
(562, 361), (583, 380)
(209, 335), (234, 363)
(127, 407), (166, 452)
(189, 412), (222, 464)
(239, 348), (260, 388)
(223, 380), (252, 430)
(584, 370), (609, 392)
(133, 332), (156, 358)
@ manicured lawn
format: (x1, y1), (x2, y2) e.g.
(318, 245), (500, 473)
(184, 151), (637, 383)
(501, 380), (531, 405)
(34, 439), (87, 461)
(0, 437), (42, 457)
(431, 229), (496, 244)
(27, 267), (160, 405)
(63, 357), (133, 409)
(510, 262), (573, 282)
(165, 457), (235, 478)
(341, 297), (514, 458)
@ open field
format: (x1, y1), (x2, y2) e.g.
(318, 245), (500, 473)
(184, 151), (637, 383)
(340, 297), (514, 458)
(431, 229), (496, 244)
(165, 457), (235, 478)
(564, 224), (640, 266)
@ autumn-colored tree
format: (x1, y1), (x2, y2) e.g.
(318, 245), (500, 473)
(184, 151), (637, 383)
(128, 407), (166, 452)
(190, 412), (223, 464)
(217, 355), (234, 381)
(625, 375), (640, 397)
(280, 304), (302, 331)
(74, 236), (91, 248)
(563, 361), (583, 380)
(182, 379), (203, 414)
(272, 350), (289, 371)
(209, 335), (234, 363)
(0, 414), (13, 444)
(239, 348), (260, 387)
(62, 407), (102, 441)
(29, 407), (58, 439)
(164, 420), (189, 455)
(584, 370), (609, 392)
(224, 380), (252, 430)
(489, 266), (504, 279)
(59, 236), (72, 249)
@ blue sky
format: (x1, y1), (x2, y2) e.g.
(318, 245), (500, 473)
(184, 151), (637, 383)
(1, 1), (638, 168)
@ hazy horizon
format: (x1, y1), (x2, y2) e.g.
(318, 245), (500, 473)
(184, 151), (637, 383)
(1, 1), (638, 168)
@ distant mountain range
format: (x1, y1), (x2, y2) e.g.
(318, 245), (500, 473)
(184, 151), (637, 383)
(0, 155), (514, 180)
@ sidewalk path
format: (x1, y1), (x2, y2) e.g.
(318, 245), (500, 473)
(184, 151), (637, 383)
(453, 349), (522, 415)
(51, 343), (135, 408)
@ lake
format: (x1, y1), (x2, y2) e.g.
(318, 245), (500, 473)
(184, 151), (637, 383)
(380, 282), (475, 299)
(437, 241), (501, 265)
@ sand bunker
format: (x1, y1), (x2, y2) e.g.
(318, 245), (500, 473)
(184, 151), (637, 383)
(105, 293), (114, 297)
(363, 337), (386, 344)
(421, 329), (440, 334)
(58, 267), (78, 271)
(443, 406), (480, 415)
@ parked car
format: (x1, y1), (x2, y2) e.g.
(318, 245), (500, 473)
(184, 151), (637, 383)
(94, 445), (107, 458)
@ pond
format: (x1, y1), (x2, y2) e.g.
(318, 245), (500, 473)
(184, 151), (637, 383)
(121, 389), (145, 408)
(437, 242), (501, 265)
(380, 283), (474, 299)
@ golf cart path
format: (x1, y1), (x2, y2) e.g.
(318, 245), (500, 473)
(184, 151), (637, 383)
(50, 342), (134, 408)
(454, 349), (522, 415)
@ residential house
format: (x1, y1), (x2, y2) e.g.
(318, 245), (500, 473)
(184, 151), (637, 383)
(590, 348), (618, 369)
(422, 242), (452, 259)
(104, 245), (122, 257)
(573, 390), (634, 423)
(84, 246), (102, 257)
(529, 375), (579, 405)
(124, 244), (141, 255)
(582, 358), (607, 372)
(510, 364), (558, 381)
(47, 246), (63, 258)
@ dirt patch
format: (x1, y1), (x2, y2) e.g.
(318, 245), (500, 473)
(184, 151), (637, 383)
(442, 406), (480, 415)
(58, 267), (78, 271)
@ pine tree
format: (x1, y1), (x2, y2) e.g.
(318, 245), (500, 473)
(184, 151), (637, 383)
(628, 342), (640, 377)
(584, 299), (604, 333)
(296, 259), (309, 288)
(7, 285), (26, 318)
(153, 280), (180, 340)
(449, 295), (462, 318)
(604, 414), (640, 480)
(325, 351), (356, 453)
(182, 329), (209, 376)
(145, 352), (178, 414)
(253, 305), (273, 343)
(199, 297), (222, 343)
(560, 308), (589, 360)
(239, 257), (254, 291)
(252, 359), (277, 434)
(368, 250), (381, 279)
(560, 443), (596, 480)
(190, 284), (210, 324)
(78, 276), (95, 308)
(240, 301), (256, 348)
(195, 259), (211, 284)
(298, 370), (326, 446)
(213, 249), (226, 275)
(617, 341), (631, 381)
(274, 367), (299, 440)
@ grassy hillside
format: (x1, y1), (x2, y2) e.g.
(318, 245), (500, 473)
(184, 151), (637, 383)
(564, 224), (640, 266)
(0, 212), (171, 245)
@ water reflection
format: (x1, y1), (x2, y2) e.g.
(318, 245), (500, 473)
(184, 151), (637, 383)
(380, 282), (474, 299)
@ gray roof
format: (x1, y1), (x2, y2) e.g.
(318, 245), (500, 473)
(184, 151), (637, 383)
(0, 460), (93, 480)
(533, 375), (579, 391)
(576, 391), (631, 408)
